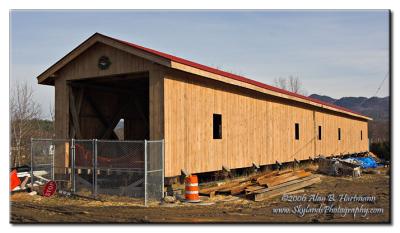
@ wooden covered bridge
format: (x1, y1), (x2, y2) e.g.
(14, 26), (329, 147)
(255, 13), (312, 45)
(37, 33), (371, 178)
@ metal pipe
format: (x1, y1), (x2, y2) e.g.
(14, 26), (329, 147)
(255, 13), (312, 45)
(71, 139), (76, 193)
(93, 139), (98, 198)
(51, 142), (55, 180)
(161, 139), (165, 198)
(30, 138), (34, 190)
(144, 139), (147, 207)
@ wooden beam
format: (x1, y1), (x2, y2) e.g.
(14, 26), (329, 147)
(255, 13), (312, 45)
(85, 94), (119, 139)
(100, 96), (133, 139)
(70, 82), (143, 96)
(76, 88), (85, 116)
(149, 67), (164, 140)
(70, 87), (85, 138)
(180, 169), (189, 177)
(133, 98), (149, 128)
(69, 86), (82, 138)
(222, 165), (230, 172)
(252, 162), (260, 169)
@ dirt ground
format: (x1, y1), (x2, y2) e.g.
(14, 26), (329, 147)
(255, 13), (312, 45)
(10, 167), (390, 223)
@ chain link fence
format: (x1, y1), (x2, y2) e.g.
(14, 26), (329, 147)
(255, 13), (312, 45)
(30, 139), (164, 206)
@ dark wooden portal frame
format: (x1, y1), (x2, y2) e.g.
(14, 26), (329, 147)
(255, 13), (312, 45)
(68, 73), (150, 140)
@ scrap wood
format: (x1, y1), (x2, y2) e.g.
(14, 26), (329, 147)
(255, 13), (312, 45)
(257, 170), (308, 186)
(199, 180), (240, 196)
(259, 170), (312, 187)
(251, 171), (279, 181)
(247, 175), (321, 201)
(286, 189), (305, 195)
(252, 170), (293, 182)
(245, 185), (265, 194)
(217, 181), (253, 195)
(250, 174), (319, 195)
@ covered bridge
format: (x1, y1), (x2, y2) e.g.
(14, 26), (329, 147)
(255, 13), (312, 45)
(37, 33), (371, 178)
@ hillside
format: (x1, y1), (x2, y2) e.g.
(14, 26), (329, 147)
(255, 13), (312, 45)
(309, 94), (389, 141)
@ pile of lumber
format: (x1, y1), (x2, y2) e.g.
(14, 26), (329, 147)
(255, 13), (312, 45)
(199, 169), (321, 202)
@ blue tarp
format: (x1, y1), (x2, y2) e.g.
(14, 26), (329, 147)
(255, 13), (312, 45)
(344, 156), (378, 169)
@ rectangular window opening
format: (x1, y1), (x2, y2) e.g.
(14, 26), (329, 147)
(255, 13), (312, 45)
(295, 123), (300, 140)
(361, 130), (363, 140)
(338, 128), (341, 141)
(213, 114), (222, 139)
(318, 126), (322, 140)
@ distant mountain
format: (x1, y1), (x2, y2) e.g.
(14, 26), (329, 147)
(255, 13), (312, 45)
(309, 94), (390, 142)
(309, 94), (389, 121)
(309, 94), (337, 105)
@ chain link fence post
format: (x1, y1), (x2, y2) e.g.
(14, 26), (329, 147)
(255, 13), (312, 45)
(51, 141), (55, 181)
(161, 139), (165, 198)
(30, 138), (34, 190)
(94, 139), (98, 198)
(71, 138), (76, 193)
(144, 139), (148, 206)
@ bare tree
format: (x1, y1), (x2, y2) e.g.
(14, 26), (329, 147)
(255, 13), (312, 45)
(273, 76), (307, 95)
(10, 81), (42, 167)
(274, 77), (287, 90)
(49, 102), (56, 138)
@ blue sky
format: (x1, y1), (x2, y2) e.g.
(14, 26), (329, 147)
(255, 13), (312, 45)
(10, 10), (389, 119)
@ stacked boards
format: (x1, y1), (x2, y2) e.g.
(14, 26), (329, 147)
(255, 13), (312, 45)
(199, 170), (321, 202)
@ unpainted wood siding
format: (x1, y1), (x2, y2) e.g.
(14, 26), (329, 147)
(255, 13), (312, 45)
(315, 111), (368, 156)
(164, 72), (369, 177)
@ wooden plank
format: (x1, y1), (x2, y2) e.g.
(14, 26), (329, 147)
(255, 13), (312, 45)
(251, 171), (279, 182)
(253, 170), (293, 182)
(64, 142), (70, 167)
(257, 170), (306, 186)
(199, 180), (241, 196)
(259, 171), (312, 187)
(254, 175), (319, 194)
(230, 181), (254, 195)
(217, 181), (253, 195)
(245, 185), (265, 194)
(266, 171), (311, 187)
(251, 176), (321, 202)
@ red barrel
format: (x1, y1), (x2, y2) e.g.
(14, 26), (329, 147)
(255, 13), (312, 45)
(185, 175), (200, 202)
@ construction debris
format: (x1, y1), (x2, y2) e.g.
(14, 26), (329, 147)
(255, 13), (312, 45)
(199, 169), (320, 202)
(318, 157), (361, 177)
(163, 196), (177, 203)
(342, 156), (378, 169)
(318, 154), (384, 177)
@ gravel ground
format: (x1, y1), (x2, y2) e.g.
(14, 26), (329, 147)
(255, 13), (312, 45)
(10, 167), (390, 223)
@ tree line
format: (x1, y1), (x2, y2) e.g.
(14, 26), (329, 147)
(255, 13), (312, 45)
(10, 81), (54, 167)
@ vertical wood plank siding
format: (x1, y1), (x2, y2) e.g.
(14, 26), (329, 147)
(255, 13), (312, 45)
(164, 72), (369, 177)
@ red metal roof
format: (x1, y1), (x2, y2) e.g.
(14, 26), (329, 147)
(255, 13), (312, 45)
(104, 34), (368, 119)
